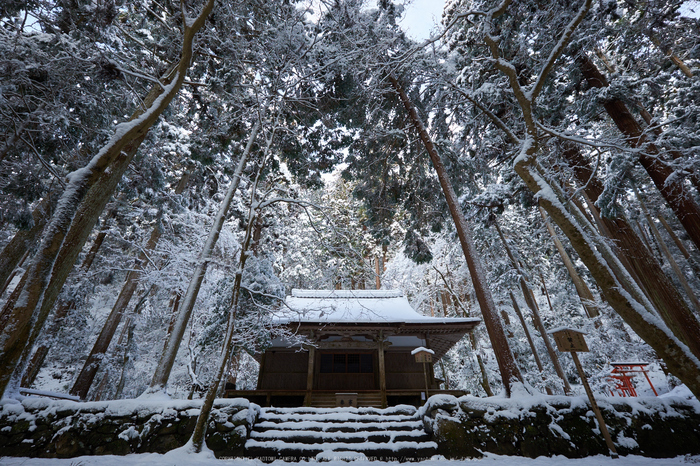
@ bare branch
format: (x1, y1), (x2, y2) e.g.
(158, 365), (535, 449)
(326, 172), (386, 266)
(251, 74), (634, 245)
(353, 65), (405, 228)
(20, 135), (66, 189)
(530, 0), (593, 101)
(450, 83), (520, 144)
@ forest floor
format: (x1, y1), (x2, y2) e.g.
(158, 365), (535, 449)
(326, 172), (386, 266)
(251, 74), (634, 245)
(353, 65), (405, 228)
(2, 452), (699, 465)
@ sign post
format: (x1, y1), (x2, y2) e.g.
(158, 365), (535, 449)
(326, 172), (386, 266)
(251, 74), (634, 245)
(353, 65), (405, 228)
(549, 328), (618, 459)
(412, 347), (434, 404)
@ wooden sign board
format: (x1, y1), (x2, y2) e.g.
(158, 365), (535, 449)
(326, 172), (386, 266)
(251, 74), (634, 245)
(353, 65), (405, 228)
(414, 351), (433, 363)
(551, 329), (589, 353)
(335, 392), (358, 407)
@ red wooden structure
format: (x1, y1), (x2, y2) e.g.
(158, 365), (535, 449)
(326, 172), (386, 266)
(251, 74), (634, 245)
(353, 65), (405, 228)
(609, 362), (658, 397)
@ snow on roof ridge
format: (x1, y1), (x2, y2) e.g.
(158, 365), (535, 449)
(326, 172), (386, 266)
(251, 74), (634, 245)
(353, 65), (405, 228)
(291, 289), (404, 299)
(547, 326), (587, 334)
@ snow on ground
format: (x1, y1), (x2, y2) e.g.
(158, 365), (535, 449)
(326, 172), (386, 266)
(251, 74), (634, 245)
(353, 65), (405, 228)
(2, 453), (698, 465)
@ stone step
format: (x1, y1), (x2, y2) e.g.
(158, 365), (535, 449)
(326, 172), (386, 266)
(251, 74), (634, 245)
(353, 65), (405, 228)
(245, 439), (438, 462)
(257, 415), (419, 425)
(245, 406), (434, 462)
(250, 429), (431, 444)
(261, 406), (417, 416)
(258, 411), (418, 423)
(253, 419), (422, 433)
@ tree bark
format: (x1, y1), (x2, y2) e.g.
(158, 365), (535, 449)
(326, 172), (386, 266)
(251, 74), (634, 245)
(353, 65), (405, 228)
(578, 55), (700, 252)
(539, 207), (599, 318)
(515, 154), (700, 398)
(494, 220), (572, 394)
(561, 144), (700, 360)
(21, 203), (119, 388)
(0, 194), (56, 296)
(0, 0), (215, 398)
(509, 291), (552, 395)
(190, 128), (274, 454)
(634, 187), (700, 316)
(69, 173), (190, 399)
(147, 118), (261, 393)
(389, 75), (523, 395)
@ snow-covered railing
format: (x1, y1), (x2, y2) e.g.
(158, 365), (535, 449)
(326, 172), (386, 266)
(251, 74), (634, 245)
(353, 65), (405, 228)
(290, 289), (404, 299)
(18, 388), (81, 401)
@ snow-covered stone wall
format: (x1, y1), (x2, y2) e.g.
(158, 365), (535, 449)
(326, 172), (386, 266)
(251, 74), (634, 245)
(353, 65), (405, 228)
(423, 393), (700, 459)
(0, 397), (258, 458)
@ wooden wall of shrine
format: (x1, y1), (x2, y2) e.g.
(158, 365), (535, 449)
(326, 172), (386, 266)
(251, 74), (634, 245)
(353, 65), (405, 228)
(256, 347), (436, 392)
(257, 350), (307, 390)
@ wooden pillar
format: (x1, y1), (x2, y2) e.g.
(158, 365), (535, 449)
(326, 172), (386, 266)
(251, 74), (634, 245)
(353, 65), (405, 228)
(425, 334), (435, 390)
(375, 255), (382, 290)
(304, 346), (315, 407)
(378, 341), (387, 408)
(571, 352), (619, 458)
(256, 352), (266, 390)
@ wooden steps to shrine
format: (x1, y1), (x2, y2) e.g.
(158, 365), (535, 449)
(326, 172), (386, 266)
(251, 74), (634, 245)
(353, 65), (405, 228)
(244, 405), (437, 462)
(310, 391), (383, 408)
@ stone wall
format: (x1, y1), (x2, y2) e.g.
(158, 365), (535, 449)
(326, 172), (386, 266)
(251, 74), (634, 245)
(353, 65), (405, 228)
(0, 397), (258, 458)
(423, 393), (700, 459)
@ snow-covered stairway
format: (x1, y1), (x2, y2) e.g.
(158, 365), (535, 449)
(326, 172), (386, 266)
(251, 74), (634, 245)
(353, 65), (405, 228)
(245, 405), (437, 462)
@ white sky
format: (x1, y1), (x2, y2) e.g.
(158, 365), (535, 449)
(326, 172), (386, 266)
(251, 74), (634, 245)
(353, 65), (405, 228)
(397, 0), (446, 40)
(681, 0), (700, 17)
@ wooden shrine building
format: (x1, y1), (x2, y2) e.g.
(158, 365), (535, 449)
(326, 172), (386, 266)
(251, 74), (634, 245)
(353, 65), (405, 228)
(226, 289), (480, 407)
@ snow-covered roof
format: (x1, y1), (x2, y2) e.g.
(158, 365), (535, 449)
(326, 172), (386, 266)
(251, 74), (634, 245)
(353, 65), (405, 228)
(279, 289), (477, 325)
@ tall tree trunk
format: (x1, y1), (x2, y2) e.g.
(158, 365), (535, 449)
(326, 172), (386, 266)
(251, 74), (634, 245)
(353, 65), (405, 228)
(539, 207), (600, 318)
(494, 220), (572, 394)
(470, 332), (494, 397)
(561, 144), (700, 359)
(0, 0), (215, 398)
(648, 35), (694, 78)
(580, 192), (654, 307)
(90, 372), (110, 402)
(69, 226), (159, 398)
(470, 0), (700, 395)
(21, 204), (118, 388)
(509, 292), (552, 395)
(114, 288), (152, 399)
(114, 317), (135, 400)
(78, 203), (120, 274)
(634, 187), (700, 316)
(515, 154), (700, 398)
(190, 129), (274, 454)
(578, 55), (700, 252)
(70, 173), (190, 399)
(148, 117), (263, 393)
(636, 104), (700, 193)
(0, 194), (56, 296)
(657, 214), (700, 280)
(389, 75), (523, 395)
(658, 214), (693, 259)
